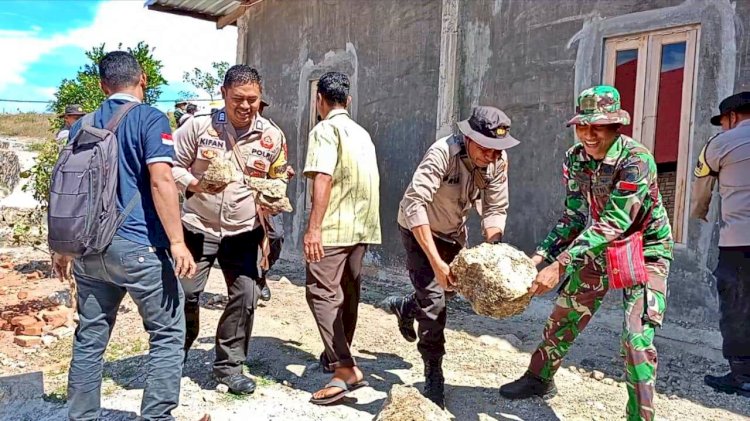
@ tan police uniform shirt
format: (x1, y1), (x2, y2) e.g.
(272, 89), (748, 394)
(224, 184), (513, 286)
(172, 108), (284, 238)
(691, 119), (750, 247)
(397, 134), (509, 246)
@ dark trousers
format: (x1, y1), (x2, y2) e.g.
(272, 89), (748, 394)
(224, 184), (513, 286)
(400, 226), (462, 362)
(262, 213), (284, 277)
(69, 236), (184, 421)
(306, 244), (367, 370)
(714, 248), (750, 379)
(181, 224), (263, 377)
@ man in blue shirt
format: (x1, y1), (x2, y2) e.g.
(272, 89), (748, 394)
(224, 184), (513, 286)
(52, 51), (197, 421)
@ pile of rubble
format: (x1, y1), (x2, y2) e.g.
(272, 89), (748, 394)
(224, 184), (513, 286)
(1, 306), (74, 347)
(0, 255), (75, 348)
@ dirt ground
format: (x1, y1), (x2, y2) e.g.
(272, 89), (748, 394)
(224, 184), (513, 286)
(1, 246), (748, 421)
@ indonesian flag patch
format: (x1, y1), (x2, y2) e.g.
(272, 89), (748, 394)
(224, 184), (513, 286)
(161, 133), (174, 146)
(617, 181), (638, 192)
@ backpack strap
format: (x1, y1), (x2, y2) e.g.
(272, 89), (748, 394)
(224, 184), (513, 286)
(114, 191), (142, 229)
(106, 101), (140, 132)
(80, 112), (96, 128)
(106, 102), (142, 230)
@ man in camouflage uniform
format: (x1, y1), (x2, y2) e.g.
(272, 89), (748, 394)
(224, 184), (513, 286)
(500, 86), (673, 421)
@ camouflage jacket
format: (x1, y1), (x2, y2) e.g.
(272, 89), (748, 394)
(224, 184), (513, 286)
(536, 135), (674, 276)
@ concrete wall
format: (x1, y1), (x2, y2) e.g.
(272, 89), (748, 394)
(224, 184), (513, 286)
(238, 0), (749, 325)
(239, 0), (443, 266)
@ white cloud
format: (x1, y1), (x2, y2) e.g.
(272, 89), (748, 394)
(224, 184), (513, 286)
(0, 1), (237, 95)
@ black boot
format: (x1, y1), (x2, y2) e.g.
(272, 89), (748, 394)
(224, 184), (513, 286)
(704, 372), (750, 397)
(215, 373), (257, 395)
(380, 293), (417, 342)
(258, 277), (271, 302)
(423, 358), (445, 409)
(499, 372), (557, 399)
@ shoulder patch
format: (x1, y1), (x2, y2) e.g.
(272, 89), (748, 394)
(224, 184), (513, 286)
(255, 119), (264, 131)
(218, 112), (226, 122)
(694, 144), (715, 178)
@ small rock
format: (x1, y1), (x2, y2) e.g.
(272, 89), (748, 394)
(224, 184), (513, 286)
(569, 365), (578, 373)
(602, 378), (614, 386)
(278, 276), (291, 285)
(202, 393), (216, 404)
(374, 384), (450, 421)
(216, 384), (229, 394)
(17, 361), (26, 368)
(44, 291), (73, 308)
(669, 394), (679, 400)
(282, 380), (291, 387)
(25, 272), (40, 281)
(16, 291), (28, 300)
(41, 335), (57, 346)
(578, 368), (589, 375)
(592, 370), (605, 381)
(0, 262), (12, 269)
(49, 326), (74, 339)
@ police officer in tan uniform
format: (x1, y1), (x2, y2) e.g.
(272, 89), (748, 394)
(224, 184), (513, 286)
(172, 65), (286, 394)
(691, 92), (750, 397)
(381, 106), (518, 407)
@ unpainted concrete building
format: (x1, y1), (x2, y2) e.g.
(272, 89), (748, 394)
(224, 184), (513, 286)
(148, 0), (750, 327)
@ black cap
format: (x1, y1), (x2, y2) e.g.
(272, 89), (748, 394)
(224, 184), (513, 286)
(58, 104), (85, 118)
(457, 106), (520, 150)
(711, 91), (750, 126)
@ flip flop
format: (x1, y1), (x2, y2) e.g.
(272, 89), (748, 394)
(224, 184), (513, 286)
(309, 379), (370, 405)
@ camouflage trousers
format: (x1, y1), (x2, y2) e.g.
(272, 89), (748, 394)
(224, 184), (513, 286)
(528, 258), (669, 421)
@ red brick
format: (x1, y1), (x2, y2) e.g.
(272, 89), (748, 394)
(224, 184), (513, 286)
(14, 335), (42, 347)
(16, 291), (28, 300)
(15, 321), (44, 336)
(0, 262), (12, 269)
(25, 272), (40, 281)
(10, 315), (36, 328)
(43, 312), (69, 329)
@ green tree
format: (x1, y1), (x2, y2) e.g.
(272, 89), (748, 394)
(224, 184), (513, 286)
(22, 42), (168, 209)
(182, 61), (229, 100)
(49, 41), (168, 131)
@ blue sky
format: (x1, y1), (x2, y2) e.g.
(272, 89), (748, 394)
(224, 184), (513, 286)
(0, 0), (237, 113)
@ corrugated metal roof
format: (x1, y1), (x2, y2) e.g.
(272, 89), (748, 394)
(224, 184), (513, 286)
(145, 0), (245, 26)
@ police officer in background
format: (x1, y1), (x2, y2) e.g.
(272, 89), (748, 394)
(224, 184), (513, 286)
(255, 99), (295, 302)
(691, 92), (750, 397)
(172, 65), (287, 394)
(56, 104), (86, 141)
(381, 106), (515, 408)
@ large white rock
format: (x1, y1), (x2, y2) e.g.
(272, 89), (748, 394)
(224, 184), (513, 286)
(450, 242), (536, 319)
(374, 384), (449, 421)
(198, 157), (236, 191)
(247, 177), (293, 213)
